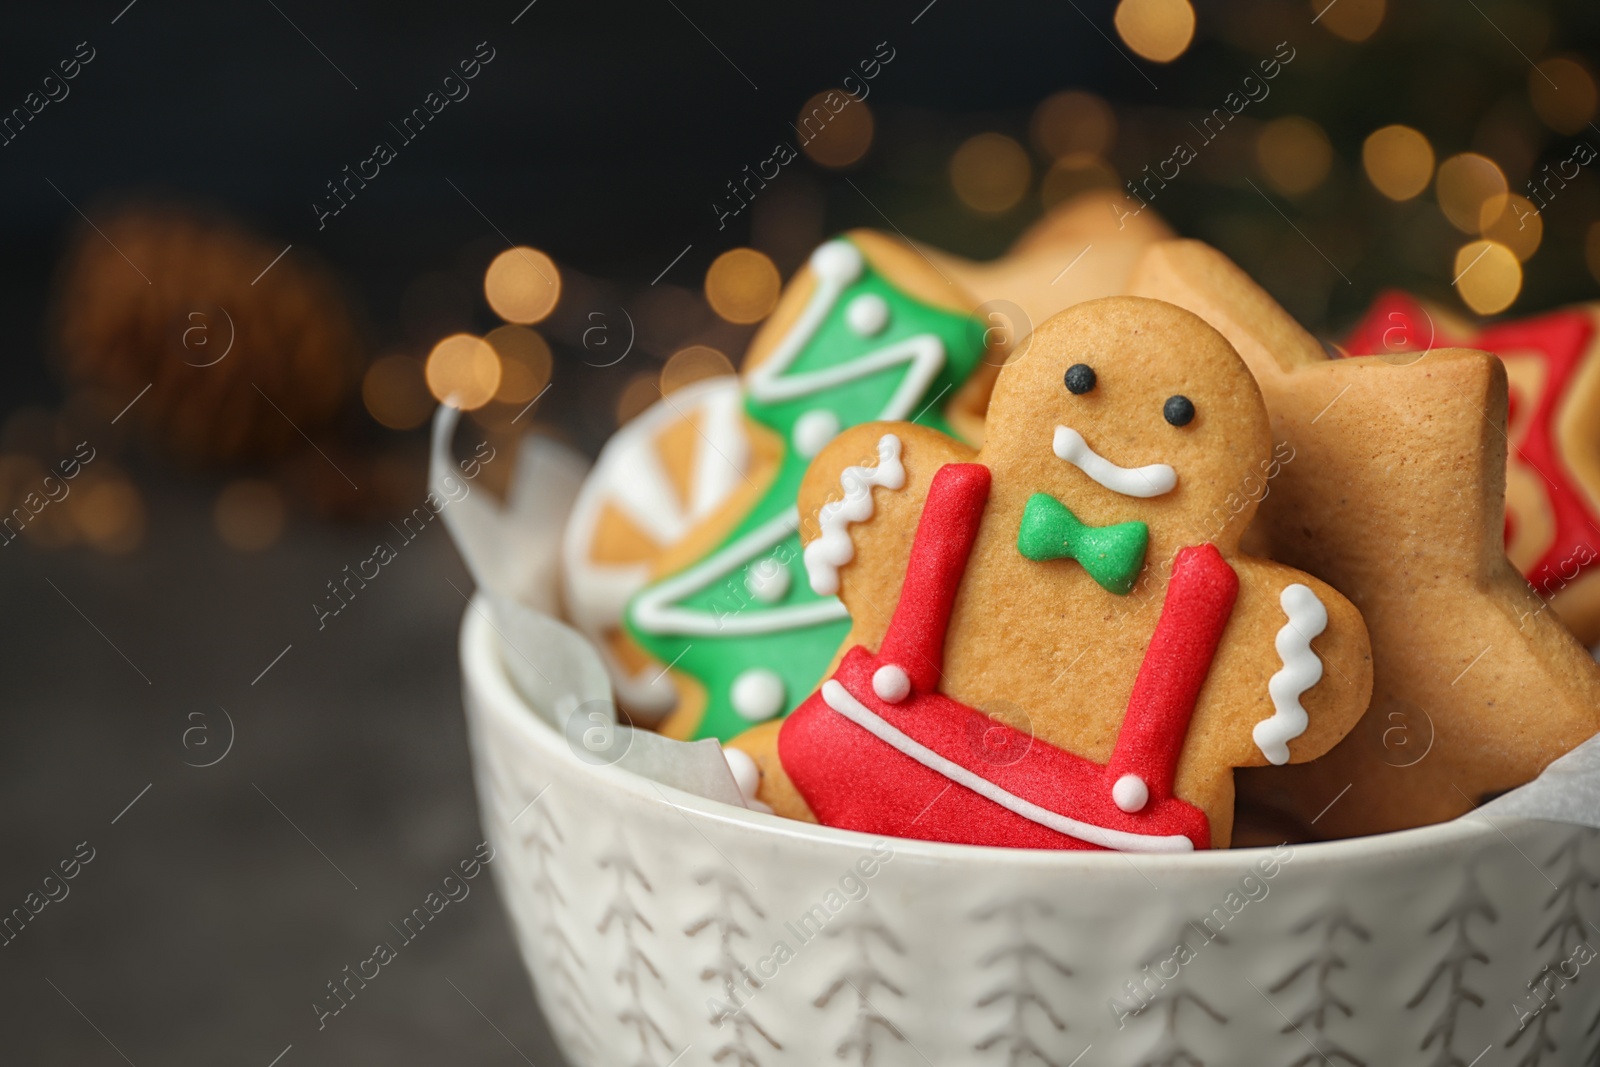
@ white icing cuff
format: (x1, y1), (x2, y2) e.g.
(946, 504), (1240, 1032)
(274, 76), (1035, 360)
(1253, 583), (1328, 765)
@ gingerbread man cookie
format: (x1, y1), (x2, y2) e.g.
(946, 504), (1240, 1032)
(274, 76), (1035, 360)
(732, 296), (1373, 850)
(1344, 292), (1600, 646)
(1125, 240), (1600, 838)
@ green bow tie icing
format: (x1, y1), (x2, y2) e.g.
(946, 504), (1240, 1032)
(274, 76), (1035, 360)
(624, 236), (988, 742)
(1016, 493), (1149, 595)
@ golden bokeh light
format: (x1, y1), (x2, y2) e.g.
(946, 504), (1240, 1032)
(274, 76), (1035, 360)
(1315, 0), (1385, 42)
(797, 91), (874, 168)
(705, 248), (781, 324)
(1030, 91), (1116, 159)
(616, 371), (661, 426)
(1480, 194), (1542, 262)
(215, 479), (286, 552)
(484, 246), (560, 324)
(950, 133), (1032, 214)
(1454, 240), (1521, 315)
(1257, 117), (1333, 197)
(72, 476), (145, 554)
(661, 345), (734, 395)
(486, 324), (553, 404)
(1530, 57), (1598, 135)
(362, 355), (434, 430)
(1114, 0), (1196, 63)
(1362, 125), (1434, 201)
(1436, 153), (1508, 234)
(425, 333), (502, 410)
(1041, 153), (1120, 207)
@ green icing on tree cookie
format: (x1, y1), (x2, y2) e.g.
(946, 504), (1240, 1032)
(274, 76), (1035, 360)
(624, 236), (987, 742)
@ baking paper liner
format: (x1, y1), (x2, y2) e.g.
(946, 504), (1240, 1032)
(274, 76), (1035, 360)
(431, 405), (1600, 832)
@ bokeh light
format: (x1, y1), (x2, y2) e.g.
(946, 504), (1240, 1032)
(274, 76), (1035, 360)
(1529, 57), (1597, 135)
(1436, 153), (1508, 234)
(1030, 90), (1116, 159)
(1480, 194), (1542, 262)
(484, 246), (560, 324)
(796, 91), (874, 168)
(950, 133), (1032, 214)
(1113, 0), (1196, 63)
(661, 345), (734, 395)
(1362, 125), (1434, 201)
(616, 371), (660, 426)
(1257, 117), (1333, 197)
(1454, 240), (1521, 314)
(71, 475), (145, 554)
(1315, 0), (1385, 42)
(705, 248), (781, 324)
(485, 324), (553, 404)
(215, 479), (286, 552)
(1041, 153), (1120, 207)
(425, 333), (501, 410)
(362, 355), (434, 430)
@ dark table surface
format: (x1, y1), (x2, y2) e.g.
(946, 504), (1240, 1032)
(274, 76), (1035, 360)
(0, 476), (568, 1066)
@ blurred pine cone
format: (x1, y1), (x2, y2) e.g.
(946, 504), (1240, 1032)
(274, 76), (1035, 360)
(53, 202), (363, 463)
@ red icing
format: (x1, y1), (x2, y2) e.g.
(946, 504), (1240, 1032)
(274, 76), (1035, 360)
(1344, 292), (1600, 593)
(1104, 544), (1239, 804)
(778, 462), (1232, 851)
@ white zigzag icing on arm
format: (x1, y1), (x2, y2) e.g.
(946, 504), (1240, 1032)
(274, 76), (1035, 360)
(1254, 583), (1328, 765)
(803, 434), (905, 597)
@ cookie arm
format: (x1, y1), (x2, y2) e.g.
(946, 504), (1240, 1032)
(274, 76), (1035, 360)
(1224, 559), (1374, 768)
(797, 421), (971, 655)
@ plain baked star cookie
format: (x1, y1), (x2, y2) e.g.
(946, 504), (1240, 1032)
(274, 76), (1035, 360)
(1126, 239), (1600, 838)
(732, 296), (1372, 851)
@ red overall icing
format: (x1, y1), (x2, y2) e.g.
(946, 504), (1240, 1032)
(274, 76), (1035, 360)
(778, 462), (1233, 851)
(1344, 292), (1600, 593)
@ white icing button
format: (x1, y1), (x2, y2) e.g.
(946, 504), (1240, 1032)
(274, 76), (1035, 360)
(810, 239), (864, 283)
(730, 668), (786, 722)
(1112, 774), (1150, 814)
(723, 746), (761, 801)
(792, 409), (841, 458)
(845, 293), (890, 337)
(745, 556), (791, 604)
(871, 664), (912, 703)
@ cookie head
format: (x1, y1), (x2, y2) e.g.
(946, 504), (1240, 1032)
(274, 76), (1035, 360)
(984, 296), (1273, 554)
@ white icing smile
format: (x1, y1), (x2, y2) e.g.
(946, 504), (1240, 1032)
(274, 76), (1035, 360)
(1052, 426), (1177, 498)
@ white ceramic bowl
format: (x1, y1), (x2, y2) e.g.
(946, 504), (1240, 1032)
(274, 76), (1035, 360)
(461, 606), (1600, 1067)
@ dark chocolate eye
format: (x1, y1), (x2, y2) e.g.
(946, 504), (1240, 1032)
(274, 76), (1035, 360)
(1064, 364), (1096, 395)
(1163, 395), (1195, 427)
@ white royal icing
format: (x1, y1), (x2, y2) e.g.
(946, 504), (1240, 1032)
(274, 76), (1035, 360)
(744, 555), (791, 604)
(1052, 425), (1177, 498)
(730, 667), (786, 722)
(804, 434), (905, 597)
(722, 746), (772, 813)
(846, 293), (890, 336)
(872, 663), (911, 703)
(821, 680), (1194, 853)
(792, 409), (840, 458)
(1253, 583), (1328, 765)
(1112, 773), (1149, 814)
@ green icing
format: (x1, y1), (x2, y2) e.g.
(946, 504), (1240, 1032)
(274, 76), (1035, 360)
(623, 237), (987, 742)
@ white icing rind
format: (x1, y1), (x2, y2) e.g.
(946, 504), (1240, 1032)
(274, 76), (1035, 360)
(1254, 583), (1328, 765)
(821, 680), (1194, 853)
(803, 434), (905, 596)
(1052, 425), (1177, 498)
